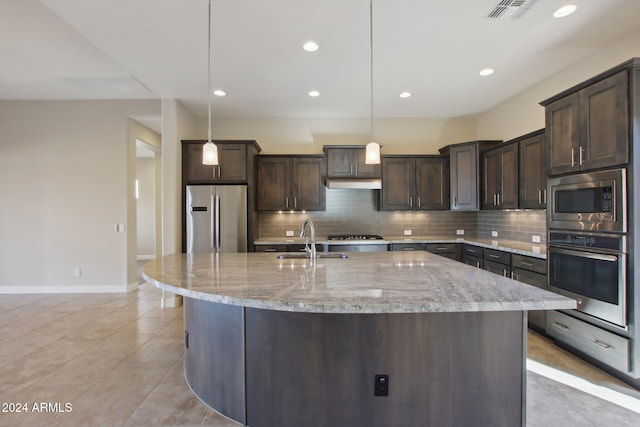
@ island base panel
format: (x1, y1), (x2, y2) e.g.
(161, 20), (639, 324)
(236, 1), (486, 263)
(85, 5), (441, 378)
(185, 297), (525, 427)
(245, 309), (524, 427)
(184, 297), (246, 424)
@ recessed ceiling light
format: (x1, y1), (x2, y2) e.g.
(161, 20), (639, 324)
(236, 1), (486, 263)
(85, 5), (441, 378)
(303, 41), (319, 52)
(479, 68), (495, 77)
(213, 89), (226, 96)
(399, 92), (412, 98)
(553, 4), (577, 18)
(308, 90), (320, 97)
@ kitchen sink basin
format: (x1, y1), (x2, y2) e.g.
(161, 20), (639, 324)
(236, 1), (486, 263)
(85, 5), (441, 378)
(276, 253), (349, 259)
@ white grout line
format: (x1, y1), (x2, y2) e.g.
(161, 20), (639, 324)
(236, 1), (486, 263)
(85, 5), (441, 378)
(527, 359), (640, 414)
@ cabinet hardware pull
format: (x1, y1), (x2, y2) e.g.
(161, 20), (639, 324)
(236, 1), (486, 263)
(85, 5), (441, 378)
(294, 197), (297, 208)
(489, 254), (500, 259)
(551, 321), (569, 331)
(591, 339), (611, 349)
(436, 247), (448, 250)
(403, 248), (414, 251)
(350, 164), (353, 176)
(493, 194), (497, 206)
(475, 261), (481, 268)
(264, 248), (277, 252)
(519, 261), (533, 266)
(417, 197), (421, 208)
(355, 164), (358, 175)
(218, 167), (221, 178)
(571, 147), (576, 166)
(503, 269), (508, 277)
(409, 196), (413, 207)
(497, 194), (501, 206)
(538, 190), (542, 204)
(579, 146), (584, 166)
(543, 189), (547, 204)
(285, 197), (289, 208)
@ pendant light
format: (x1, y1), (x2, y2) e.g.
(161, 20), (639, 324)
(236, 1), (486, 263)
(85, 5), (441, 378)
(365, 0), (381, 165)
(202, 0), (219, 165)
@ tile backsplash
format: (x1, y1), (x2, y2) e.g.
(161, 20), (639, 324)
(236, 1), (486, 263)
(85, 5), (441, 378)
(259, 189), (547, 244)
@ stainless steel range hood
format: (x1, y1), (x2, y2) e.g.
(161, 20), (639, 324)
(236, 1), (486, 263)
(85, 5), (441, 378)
(325, 178), (382, 190)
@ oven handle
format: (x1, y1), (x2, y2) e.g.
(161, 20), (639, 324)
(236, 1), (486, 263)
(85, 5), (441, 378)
(549, 247), (619, 262)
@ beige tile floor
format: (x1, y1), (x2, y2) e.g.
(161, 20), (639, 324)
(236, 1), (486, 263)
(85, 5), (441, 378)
(0, 282), (639, 426)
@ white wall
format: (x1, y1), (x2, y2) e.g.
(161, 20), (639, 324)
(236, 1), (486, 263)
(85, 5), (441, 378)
(202, 116), (478, 155)
(0, 100), (160, 293)
(476, 27), (640, 141)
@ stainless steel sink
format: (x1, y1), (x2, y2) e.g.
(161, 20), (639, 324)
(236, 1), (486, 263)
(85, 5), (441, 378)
(276, 253), (349, 259)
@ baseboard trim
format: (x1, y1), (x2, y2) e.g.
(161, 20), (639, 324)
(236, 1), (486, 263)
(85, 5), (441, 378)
(0, 284), (133, 294)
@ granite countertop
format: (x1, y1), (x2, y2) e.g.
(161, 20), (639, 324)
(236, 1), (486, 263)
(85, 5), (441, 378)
(254, 236), (547, 259)
(143, 252), (574, 314)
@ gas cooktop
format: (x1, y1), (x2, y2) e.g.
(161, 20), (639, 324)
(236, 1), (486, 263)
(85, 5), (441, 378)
(327, 234), (384, 241)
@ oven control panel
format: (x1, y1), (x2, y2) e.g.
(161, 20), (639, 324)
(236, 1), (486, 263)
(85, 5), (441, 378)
(548, 232), (623, 251)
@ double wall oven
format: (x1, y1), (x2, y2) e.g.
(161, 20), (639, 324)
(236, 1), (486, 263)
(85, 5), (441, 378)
(547, 168), (628, 329)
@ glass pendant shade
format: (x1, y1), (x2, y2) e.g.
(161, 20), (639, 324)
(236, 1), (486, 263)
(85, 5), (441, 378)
(202, 140), (218, 165)
(365, 141), (380, 164)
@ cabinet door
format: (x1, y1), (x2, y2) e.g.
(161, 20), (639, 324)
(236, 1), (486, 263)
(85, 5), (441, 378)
(579, 70), (629, 170)
(257, 157), (290, 211)
(217, 144), (247, 181)
(519, 133), (546, 209)
(326, 148), (354, 177)
(185, 143), (247, 183)
(353, 148), (381, 178)
(450, 144), (478, 210)
(381, 157), (414, 211)
(546, 92), (580, 175)
(499, 143), (518, 209)
(292, 157), (326, 211)
(185, 143), (217, 183)
(482, 150), (500, 210)
(416, 157), (449, 210)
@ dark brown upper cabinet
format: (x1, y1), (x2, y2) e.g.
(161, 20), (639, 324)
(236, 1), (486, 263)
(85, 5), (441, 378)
(440, 140), (502, 211)
(482, 142), (518, 210)
(380, 156), (449, 211)
(257, 155), (326, 211)
(542, 69), (629, 175)
(324, 146), (381, 178)
(183, 141), (260, 184)
(518, 130), (546, 209)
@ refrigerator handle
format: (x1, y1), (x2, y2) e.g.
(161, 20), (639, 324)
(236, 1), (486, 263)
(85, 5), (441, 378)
(210, 194), (216, 251)
(214, 193), (221, 250)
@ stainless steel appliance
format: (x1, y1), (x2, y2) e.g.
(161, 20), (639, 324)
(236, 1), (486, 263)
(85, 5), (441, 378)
(186, 185), (247, 253)
(547, 168), (626, 233)
(548, 231), (627, 328)
(327, 234), (387, 252)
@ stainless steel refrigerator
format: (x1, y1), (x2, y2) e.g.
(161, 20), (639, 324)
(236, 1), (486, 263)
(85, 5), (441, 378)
(186, 185), (247, 253)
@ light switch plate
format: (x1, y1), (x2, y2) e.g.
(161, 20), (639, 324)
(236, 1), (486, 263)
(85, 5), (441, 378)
(285, 230), (294, 237)
(491, 231), (498, 237)
(403, 229), (412, 236)
(532, 235), (541, 243)
(456, 229), (464, 236)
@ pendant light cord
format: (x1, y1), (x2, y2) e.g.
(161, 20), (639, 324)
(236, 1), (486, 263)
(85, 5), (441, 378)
(369, 0), (375, 142)
(207, 0), (212, 143)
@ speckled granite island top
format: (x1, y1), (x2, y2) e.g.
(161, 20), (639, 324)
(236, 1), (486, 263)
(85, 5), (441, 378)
(143, 251), (575, 314)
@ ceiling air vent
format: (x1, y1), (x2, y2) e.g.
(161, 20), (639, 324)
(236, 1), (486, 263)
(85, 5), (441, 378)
(487, 0), (538, 20)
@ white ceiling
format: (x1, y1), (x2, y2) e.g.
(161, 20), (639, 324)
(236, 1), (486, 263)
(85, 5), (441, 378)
(1, 0), (639, 121)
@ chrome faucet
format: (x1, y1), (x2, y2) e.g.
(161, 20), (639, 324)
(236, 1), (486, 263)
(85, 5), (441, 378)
(300, 219), (317, 260)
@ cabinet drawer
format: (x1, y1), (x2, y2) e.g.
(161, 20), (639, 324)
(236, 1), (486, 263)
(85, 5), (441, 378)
(425, 243), (458, 254)
(512, 254), (546, 274)
(463, 245), (483, 257)
(484, 248), (511, 265)
(391, 243), (425, 251)
(255, 244), (289, 252)
(484, 259), (510, 277)
(512, 268), (546, 289)
(546, 311), (630, 373)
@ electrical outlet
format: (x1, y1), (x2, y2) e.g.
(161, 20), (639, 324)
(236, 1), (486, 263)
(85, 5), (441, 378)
(403, 229), (412, 236)
(73, 267), (81, 277)
(115, 224), (126, 233)
(374, 374), (389, 396)
(285, 230), (294, 237)
(491, 231), (498, 237)
(456, 229), (464, 236)
(532, 235), (541, 243)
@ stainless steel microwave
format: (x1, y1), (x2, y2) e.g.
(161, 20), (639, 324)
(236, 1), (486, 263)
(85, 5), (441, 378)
(547, 168), (626, 233)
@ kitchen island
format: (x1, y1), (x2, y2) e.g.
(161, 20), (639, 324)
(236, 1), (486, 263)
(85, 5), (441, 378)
(143, 251), (575, 427)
